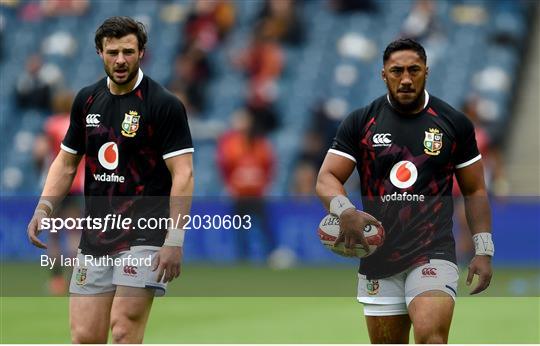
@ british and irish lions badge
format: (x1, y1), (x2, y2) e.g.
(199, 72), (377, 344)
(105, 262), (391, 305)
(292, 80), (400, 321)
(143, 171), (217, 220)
(423, 128), (443, 156)
(367, 280), (379, 295)
(75, 267), (87, 286)
(121, 110), (140, 138)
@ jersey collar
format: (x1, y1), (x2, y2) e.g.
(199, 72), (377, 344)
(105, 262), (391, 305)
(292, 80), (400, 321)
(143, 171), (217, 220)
(386, 89), (430, 111)
(106, 68), (144, 92)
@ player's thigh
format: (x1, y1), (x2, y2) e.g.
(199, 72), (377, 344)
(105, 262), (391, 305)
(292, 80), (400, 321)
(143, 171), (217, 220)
(405, 260), (458, 343)
(407, 290), (454, 343)
(110, 286), (155, 343)
(70, 292), (115, 343)
(365, 308), (411, 344)
(110, 285), (154, 319)
(358, 273), (411, 343)
(69, 250), (118, 342)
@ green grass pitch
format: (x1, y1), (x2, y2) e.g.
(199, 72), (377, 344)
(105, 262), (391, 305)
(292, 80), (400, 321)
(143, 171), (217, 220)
(1, 264), (538, 343)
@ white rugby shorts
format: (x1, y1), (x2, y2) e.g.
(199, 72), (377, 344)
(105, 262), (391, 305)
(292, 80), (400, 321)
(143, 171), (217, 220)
(357, 259), (459, 316)
(69, 246), (167, 296)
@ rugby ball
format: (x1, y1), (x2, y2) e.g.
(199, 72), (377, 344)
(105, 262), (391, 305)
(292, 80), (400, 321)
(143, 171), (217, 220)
(317, 212), (385, 258)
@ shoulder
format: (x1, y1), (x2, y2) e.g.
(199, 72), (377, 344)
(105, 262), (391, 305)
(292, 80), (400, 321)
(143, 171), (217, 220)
(143, 77), (189, 128)
(145, 76), (187, 114)
(429, 94), (472, 127)
(73, 78), (106, 105)
(81, 78), (106, 96)
(145, 77), (183, 106)
(343, 95), (386, 127)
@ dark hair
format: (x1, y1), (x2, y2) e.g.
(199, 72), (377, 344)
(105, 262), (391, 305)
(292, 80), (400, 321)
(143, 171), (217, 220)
(95, 16), (148, 52)
(383, 38), (427, 64)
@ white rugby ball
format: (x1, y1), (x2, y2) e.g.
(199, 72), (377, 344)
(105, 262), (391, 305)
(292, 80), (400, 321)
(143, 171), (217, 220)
(317, 212), (385, 258)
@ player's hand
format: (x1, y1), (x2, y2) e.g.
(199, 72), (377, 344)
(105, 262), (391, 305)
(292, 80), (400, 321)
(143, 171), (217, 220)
(27, 210), (48, 249)
(334, 209), (378, 256)
(153, 245), (182, 283)
(466, 255), (493, 295)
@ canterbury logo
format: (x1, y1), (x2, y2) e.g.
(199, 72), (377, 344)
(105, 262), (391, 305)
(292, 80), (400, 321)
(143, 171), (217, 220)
(123, 265), (138, 275)
(86, 114), (101, 127)
(421, 267), (437, 276)
(372, 133), (392, 147)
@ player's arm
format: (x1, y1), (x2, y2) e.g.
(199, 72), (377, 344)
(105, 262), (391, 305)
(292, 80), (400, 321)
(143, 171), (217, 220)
(153, 153), (194, 283)
(27, 149), (83, 248)
(455, 160), (493, 294)
(316, 153), (355, 209)
(316, 153), (376, 254)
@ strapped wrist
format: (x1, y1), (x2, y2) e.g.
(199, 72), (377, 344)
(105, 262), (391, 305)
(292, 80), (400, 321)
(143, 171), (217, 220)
(472, 232), (494, 256)
(34, 209), (49, 217)
(329, 195), (355, 218)
(36, 199), (54, 217)
(163, 228), (185, 247)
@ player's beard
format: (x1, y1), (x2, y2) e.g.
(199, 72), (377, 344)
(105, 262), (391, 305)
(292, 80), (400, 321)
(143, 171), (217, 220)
(105, 62), (140, 86)
(388, 79), (426, 113)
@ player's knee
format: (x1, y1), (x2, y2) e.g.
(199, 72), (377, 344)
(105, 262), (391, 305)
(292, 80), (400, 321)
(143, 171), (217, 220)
(111, 320), (130, 343)
(414, 327), (447, 344)
(111, 317), (140, 344)
(71, 325), (104, 344)
(417, 334), (446, 344)
(111, 327), (130, 343)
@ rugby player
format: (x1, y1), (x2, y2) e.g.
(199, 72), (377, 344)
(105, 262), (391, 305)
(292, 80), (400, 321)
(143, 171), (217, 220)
(27, 16), (194, 343)
(316, 38), (494, 343)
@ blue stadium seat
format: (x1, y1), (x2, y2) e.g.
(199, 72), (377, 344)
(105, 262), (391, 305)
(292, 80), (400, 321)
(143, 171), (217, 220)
(0, 0), (532, 195)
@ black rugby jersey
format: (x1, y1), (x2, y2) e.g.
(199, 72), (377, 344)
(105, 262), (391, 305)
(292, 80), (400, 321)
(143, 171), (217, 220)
(62, 71), (193, 256)
(330, 91), (480, 279)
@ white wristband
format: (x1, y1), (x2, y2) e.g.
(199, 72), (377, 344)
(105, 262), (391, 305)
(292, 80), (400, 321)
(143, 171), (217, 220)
(163, 228), (185, 247)
(329, 195), (355, 218)
(34, 209), (49, 217)
(37, 199), (54, 215)
(472, 232), (494, 256)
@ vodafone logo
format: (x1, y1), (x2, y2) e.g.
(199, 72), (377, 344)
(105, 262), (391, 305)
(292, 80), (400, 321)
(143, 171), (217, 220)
(94, 142), (124, 183)
(389, 160), (418, 189)
(98, 142), (118, 170)
(382, 161), (424, 202)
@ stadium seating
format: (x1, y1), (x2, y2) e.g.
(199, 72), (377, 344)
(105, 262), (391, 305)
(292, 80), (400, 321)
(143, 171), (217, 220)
(0, 0), (533, 196)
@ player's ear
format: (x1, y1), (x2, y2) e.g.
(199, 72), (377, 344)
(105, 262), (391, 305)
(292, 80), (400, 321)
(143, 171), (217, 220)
(139, 49), (145, 60)
(381, 69), (387, 83)
(97, 50), (103, 58)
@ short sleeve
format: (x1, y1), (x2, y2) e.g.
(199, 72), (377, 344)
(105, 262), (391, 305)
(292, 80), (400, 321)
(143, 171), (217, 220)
(454, 115), (481, 169)
(154, 95), (194, 160)
(61, 89), (88, 155)
(329, 110), (363, 163)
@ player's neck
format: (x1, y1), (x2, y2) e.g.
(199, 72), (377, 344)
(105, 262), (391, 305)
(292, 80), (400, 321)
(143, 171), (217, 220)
(387, 90), (429, 115)
(108, 69), (142, 95)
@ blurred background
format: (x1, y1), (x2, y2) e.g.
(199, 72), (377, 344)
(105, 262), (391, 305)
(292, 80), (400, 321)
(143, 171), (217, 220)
(0, 0), (539, 342)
